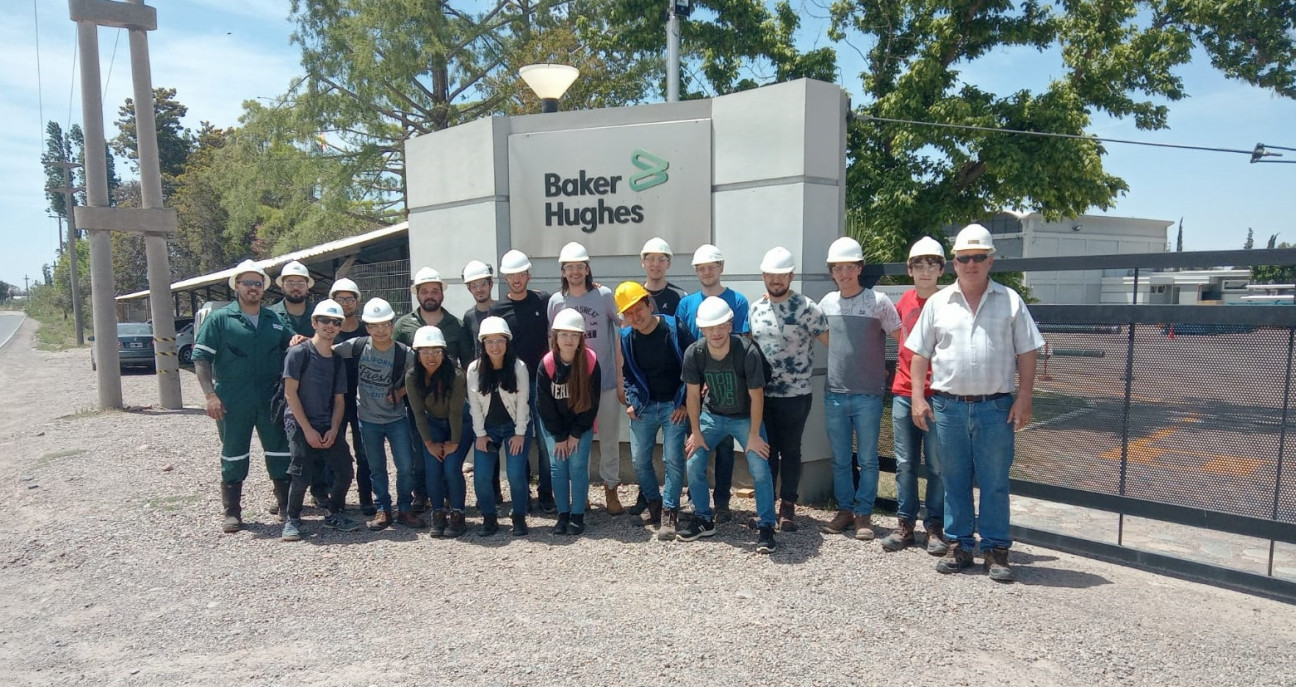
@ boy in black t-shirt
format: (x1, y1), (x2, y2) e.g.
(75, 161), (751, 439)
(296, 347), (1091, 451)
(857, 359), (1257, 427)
(280, 300), (360, 541)
(678, 297), (778, 554)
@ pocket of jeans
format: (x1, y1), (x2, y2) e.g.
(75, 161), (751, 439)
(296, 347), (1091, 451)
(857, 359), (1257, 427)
(930, 396), (947, 412)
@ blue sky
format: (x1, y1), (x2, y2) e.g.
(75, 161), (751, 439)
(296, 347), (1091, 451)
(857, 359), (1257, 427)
(3, 0), (1294, 290)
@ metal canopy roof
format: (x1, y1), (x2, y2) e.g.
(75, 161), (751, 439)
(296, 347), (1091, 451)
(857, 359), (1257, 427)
(117, 222), (409, 301)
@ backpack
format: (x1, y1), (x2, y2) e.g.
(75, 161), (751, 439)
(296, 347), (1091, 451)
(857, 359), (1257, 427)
(272, 342), (343, 426)
(691, 336), (773, 388)
(542, 349), (598, 378)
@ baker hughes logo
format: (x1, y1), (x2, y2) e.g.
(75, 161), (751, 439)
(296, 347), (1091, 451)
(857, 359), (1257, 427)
(543, 149), (669, 233)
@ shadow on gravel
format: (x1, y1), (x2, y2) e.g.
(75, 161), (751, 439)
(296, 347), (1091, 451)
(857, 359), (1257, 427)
(128, 407), (208, 417)
(1015, 566), (1112, 589)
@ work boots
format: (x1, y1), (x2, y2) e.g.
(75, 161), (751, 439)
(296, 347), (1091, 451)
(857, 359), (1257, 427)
(853, 514), (875, 541)
(777, 500), (798, 532)
(642, 499), (663, 527)
(220, 481), (243, 533)
(430, 509), (448, 537)
(657, 508), (679, 541)
(445, 510), (466, 537)
(270, 478), (290, 523)
(605, 485), (624, 516)
(880, 518), (916, 552)
(925, 523), (949, 556)
(628, 492), (649, 517)
(820, 509), (854, 534)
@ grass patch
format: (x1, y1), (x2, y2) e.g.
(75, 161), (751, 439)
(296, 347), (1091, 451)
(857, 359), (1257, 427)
(33, 448), (87, 470)
(24, 297), (87, 351)
(144, 494), (201, 511)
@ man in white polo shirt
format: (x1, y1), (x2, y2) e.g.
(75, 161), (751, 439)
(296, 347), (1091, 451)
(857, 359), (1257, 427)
(906, 223), (1044, 582)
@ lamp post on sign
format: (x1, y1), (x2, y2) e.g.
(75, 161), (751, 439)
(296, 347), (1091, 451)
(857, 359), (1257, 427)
(519, 64), (580, 113)
(667, 0), (693, 102)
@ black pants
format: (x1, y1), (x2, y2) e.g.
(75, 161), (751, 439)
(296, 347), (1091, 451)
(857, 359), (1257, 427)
(763, 394), (812, 502)
(320, 410), (372, 505)
(712, 437), (735, 509)
(288, 424), (354, 519)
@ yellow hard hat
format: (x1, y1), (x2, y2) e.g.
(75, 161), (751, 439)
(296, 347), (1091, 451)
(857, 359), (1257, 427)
(614, 281), (651, 314)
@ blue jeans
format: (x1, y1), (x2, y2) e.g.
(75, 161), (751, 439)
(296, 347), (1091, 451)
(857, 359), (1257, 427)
(474, 423), (530, 517)
(686, 412), (775, 528)
(359, 418), (414, 513)
(825, 392), (884, 515)
(541, 425), (594, 515)
(931, 393), (1016, 550)
(629, 401), (688, 510)
(892, 395), (944, 526)
(530, 377), (553, 498)
(421, 415), (470, 512)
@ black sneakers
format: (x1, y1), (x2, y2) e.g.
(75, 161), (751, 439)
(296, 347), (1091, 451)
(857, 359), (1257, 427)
(756, 526), (776, 554)
(676, 516), (716, 542)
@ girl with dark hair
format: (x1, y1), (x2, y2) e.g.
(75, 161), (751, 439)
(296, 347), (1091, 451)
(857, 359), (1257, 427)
(466, 317), (532, 536)
(537, 308), (602, 536)
(406, 326), (470, 537)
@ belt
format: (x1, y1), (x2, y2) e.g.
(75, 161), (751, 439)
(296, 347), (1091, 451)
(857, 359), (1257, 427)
(932, 391), (1011, 403)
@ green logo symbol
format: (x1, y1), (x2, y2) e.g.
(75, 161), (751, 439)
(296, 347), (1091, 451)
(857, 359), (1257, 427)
(629, 149), (669, 191)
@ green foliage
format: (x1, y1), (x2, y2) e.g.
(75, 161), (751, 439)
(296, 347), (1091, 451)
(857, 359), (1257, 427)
(0, 280), (11, 303)
(111, 87), (195, 183)
(829, 0), (1296, 263)
(1244, 228), (1255, 249)
(24, 281), (86, 350)
(1252, 242), (1296, 284)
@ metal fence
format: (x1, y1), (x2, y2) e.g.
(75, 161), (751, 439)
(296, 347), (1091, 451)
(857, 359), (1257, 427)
(346, 259), (412, 317)
(865, 247), (1296, 600)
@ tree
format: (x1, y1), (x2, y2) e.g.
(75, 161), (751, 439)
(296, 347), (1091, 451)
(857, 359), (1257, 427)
(1268, 233), (1279, 250)
(170, 123), (239, 274)
(1245, 228), (1255, 249)
(0, 280), (11, 304)
(828, 1), (1296, 261)
(110, 87), (194, 195)
(1177, 219), (1184, 252)
(1252, 242), (1296, 284)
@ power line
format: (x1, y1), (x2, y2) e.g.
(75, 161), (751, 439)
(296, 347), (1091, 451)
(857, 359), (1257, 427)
(32, 0), (45, 134)
(856, 113), (1284, 158)
(67, 26), (78, 130)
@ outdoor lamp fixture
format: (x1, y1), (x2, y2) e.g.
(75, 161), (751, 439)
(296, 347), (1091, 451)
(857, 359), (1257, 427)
(519, 64), (580, 113)
(673, 0), (694, 17)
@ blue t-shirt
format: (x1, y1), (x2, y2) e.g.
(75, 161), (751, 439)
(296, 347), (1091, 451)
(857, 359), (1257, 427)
(675, 287), (751, 344)
(283, 342), (347, 432)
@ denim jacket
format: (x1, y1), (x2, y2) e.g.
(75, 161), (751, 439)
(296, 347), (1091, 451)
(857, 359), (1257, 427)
(619, 314), (687, 417)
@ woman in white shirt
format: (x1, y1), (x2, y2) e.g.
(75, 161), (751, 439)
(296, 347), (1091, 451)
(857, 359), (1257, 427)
(465, 317), (531, 536)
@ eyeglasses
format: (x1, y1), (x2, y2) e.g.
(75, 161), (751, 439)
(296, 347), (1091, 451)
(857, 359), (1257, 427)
(333, 296), (357, 303)
(908, 261), (945, 271)
(954, 254), (990, 264)
(418, 348), (445, 356)
(315, 317), (343, 327)
(238, 280), (264, 288)
(483, 337), (509, 346)
(282, 279), (309, 288)
(828, 264), (858, 274)
(642, 255), (669, 264)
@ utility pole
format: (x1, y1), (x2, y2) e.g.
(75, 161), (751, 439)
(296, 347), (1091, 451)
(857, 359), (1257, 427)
(666, 1), (681, 102)
(69, 0), (180, 410)
(47, 161), (85, 345)
(23, 276), (30, 293)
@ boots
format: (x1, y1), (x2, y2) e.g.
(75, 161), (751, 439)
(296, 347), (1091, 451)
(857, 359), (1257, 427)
(657, 508), (679, 541)
(554, 512), (570, 536)
(820, 509), (853, 534)
(430, 509), (448, 537)
(479, 513), (499, 536)
(271, 478), (290, 523)
(880, 518), (915, 552)
(628, 491), (649, 516)
(220, 481), (243, 533)
(642, 499), (663, 527)
(512, 514), (529, 536)
(777, 500), (798, 532)
(925, 523), (949, 556)
(568, 513), (586, 536)
(445, 510), (466, 537)
(605, 485), (624, 516)
(853, 514), (875, 541)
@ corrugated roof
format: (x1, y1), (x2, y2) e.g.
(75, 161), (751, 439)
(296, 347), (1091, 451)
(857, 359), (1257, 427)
(117, 222), (408, 301)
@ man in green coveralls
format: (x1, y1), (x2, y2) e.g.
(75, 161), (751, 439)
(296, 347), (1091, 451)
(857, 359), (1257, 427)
(267, 260), (316, 337)
(193, 259), (296, 533)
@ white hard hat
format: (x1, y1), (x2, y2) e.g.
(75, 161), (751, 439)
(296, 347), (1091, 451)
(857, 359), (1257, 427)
(413, 325), (447, 349)
(411, 266), (444, 290)
(691, 244), (724, 266)
(499, 250), (532, 275)
(695, 296), (734, 328)
(329, 278), (360, 299)
(361, 298), (396, 324)
(461, 260), (493, 284)
(558, 242), (590, 264)
(478, 316), (512, 341)
(228, 259), (268, 290)
(276, 260), (315, 288)
(551, 308), (587, 333)
(311, 299), (344, 320)
(641, 237), (673, 258)
(953, 223), (996, 253)
(908, 236), (946, 261)
(827, 236), (864, 263)
(760, 247), (795, 274)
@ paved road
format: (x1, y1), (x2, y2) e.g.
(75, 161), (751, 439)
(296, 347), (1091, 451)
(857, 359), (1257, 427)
(0, 312), (24, 350)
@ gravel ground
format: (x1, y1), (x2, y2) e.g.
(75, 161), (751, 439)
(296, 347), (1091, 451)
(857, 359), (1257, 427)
(1, 313), (1294, 686)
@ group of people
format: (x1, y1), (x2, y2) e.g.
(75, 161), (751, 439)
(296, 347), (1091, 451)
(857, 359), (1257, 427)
(193, 222), (1042, 581)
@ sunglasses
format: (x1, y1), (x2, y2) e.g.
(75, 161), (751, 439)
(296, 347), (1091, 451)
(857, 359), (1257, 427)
(238, 279), (264, 288)
(315, 317), (343, 327)
(954, 254), (990, 264)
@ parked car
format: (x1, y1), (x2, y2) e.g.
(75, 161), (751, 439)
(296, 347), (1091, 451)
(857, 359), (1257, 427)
(91, 322), (156, 373)
(175, 320), (195, 365)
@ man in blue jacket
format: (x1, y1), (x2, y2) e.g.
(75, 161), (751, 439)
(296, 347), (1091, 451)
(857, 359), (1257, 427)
(616, 281), (689, 539)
